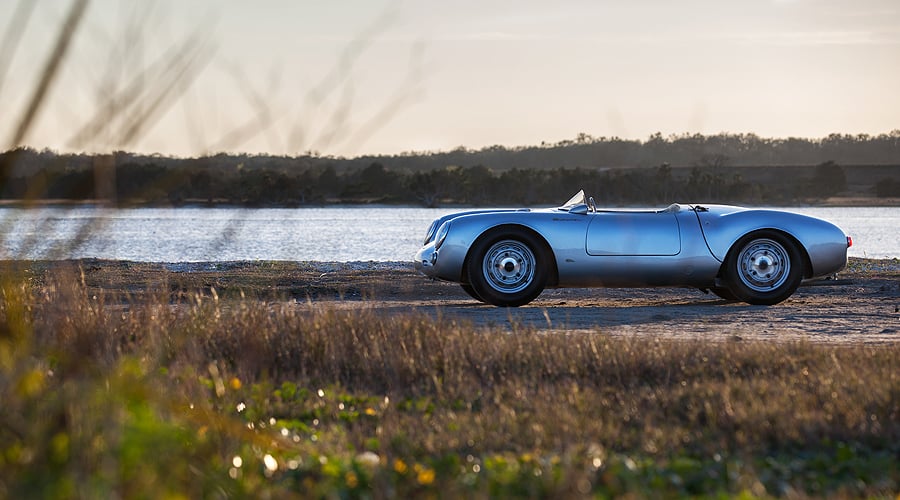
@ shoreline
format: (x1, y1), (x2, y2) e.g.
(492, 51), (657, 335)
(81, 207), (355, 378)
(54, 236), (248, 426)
(4, 256), (899, 270)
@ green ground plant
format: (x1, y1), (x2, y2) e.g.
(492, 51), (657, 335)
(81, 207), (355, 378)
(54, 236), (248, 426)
(1, 265), (898, 498)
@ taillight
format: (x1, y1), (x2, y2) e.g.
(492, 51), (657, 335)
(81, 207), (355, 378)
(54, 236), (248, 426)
(847, 236), (853, 248)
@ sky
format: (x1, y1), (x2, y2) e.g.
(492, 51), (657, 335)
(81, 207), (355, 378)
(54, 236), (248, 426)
(1, 0), (898, 158)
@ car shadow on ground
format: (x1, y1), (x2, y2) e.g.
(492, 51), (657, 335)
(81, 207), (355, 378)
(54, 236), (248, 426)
(371, 297), (764, 331)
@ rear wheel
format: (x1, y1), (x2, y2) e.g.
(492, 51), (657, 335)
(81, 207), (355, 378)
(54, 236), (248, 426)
(466, 229), (549, 307)
(722, 231), (804, 305)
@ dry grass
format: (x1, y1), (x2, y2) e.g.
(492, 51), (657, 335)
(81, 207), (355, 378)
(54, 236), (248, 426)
(1, 265), (898, 497)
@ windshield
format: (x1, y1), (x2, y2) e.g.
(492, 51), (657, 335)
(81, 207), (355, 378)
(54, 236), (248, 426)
(559, 190), (586, 210)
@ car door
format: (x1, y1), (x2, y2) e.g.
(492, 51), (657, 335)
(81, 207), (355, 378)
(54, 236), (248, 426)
(585, 210), (681, 256)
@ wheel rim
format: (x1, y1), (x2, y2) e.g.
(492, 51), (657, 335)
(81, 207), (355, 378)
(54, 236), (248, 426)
(736, 238), (790, 292)
(482, 239), (536, 294)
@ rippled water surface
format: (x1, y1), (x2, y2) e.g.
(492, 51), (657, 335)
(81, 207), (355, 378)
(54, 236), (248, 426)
(1, 206), (896, 261)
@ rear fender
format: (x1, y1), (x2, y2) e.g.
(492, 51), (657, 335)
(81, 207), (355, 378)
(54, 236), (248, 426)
(697, 206), (845, 278)
(716, 229), (814, 279)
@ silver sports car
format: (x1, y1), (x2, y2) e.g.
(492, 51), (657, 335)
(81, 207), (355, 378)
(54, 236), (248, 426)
(414, 190), (851, 307)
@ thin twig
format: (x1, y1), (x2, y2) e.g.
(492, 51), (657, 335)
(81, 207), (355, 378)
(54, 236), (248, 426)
(7, 0), (90, 149)
(0, 0), (38, 97)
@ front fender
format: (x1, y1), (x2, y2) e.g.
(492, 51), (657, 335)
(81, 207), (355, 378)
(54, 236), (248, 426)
(426, 211), (590, 284)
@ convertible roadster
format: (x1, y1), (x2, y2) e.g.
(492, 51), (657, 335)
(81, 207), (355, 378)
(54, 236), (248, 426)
(414, 190), (851, 307)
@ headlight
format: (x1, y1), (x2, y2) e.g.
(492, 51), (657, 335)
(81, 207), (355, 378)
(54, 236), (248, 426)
(423, 220), (438, 245)
(435, 222), (450, 250)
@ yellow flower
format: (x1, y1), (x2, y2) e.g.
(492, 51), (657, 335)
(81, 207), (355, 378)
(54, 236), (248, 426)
(364, 407), (377, 416)
(393, 458), (408, 474)
(416, 467), (435, 486)
(16, 369), (45, 397)
(229, 377), (242, 390)
(345, 471), (358, 488)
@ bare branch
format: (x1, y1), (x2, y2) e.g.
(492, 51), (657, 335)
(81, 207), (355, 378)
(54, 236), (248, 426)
(67, 34), (213, 149)
(7, 0), (90, 149)
(208, 64), (284, 153)
(0, 0), (38, 97)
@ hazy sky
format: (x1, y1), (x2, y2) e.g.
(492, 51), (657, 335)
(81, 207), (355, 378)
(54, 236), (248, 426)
(1, 0), (898, 157)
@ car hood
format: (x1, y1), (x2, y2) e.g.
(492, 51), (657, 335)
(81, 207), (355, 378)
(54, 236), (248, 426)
(422, 208), (535, 244)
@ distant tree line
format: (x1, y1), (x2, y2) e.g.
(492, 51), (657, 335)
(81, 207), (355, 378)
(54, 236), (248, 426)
(344, 131), (900, 172)
(1, 131), (899, 206)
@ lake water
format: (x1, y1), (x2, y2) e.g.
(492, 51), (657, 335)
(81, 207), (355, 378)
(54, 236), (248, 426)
(0, 206), (897, 262)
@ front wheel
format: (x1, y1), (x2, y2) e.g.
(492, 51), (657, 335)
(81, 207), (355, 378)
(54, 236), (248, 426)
(722, 231), (804, 305)
(460, 283), (486, 302)
(709, 287), (738, 301)
(466, 229), (549, 307)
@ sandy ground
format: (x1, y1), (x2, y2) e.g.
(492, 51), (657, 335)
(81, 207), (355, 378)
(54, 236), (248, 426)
(17, 258), (900, 344)
(395, 277), (900, 344)
(314, 261), (900, 344)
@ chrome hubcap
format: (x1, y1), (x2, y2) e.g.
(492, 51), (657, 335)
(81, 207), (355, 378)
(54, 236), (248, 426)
(737, 238), (790, 292)
(483, 240), (535, 293)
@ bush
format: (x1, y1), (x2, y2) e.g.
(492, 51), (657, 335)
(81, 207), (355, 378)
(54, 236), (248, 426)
(874, 177), (900, 197)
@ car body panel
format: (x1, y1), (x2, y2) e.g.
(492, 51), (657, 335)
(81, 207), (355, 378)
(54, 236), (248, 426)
(586, 209), (681, 256)
(414, 191), (849, 303)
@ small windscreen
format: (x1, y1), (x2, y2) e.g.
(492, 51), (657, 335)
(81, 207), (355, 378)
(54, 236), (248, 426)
(559, 190), (586, 210)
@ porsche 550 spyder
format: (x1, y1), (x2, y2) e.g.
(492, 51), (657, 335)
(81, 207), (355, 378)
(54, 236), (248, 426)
(414, 190), (851, 307)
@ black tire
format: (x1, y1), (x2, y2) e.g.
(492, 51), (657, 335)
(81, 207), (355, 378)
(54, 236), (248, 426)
(722, 230), (804, 305)
(466, 228), (550, 307)
(709, 287), (738, 301)
(460, 283), (486, 303)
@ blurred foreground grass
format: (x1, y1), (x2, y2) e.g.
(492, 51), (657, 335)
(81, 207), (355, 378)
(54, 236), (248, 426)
(1, 264), (898, 498)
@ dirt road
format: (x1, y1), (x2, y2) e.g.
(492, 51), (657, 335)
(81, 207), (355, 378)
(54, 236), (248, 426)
(25, 258), (900, 344)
